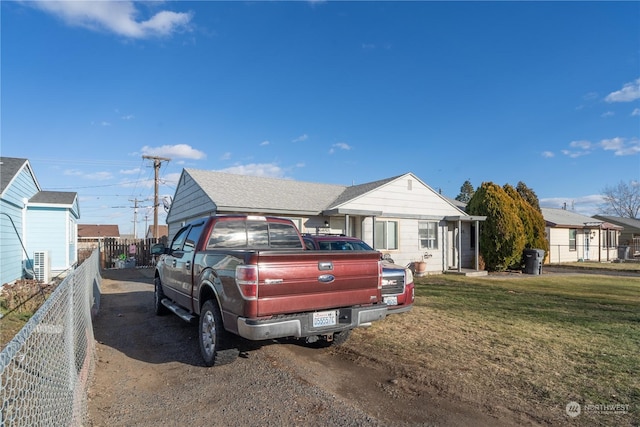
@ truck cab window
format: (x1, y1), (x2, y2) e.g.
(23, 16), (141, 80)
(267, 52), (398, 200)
(171, 227), (190, 251)
(208, 220), (247, 248)
(269, 223), (303, 248)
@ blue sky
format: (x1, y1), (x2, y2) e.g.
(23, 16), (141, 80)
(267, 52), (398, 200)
(2, 1), (639, 237)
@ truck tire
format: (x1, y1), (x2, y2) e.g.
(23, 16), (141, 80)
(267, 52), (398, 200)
(154, 276), (169, 316)
(199, 299), (239, 366)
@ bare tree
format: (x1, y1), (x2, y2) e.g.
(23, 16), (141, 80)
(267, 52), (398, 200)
(599, 180), (640, 218)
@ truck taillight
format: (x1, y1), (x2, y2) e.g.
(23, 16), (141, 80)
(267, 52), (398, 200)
(378, 261), (383, 290)
(236, 265), (258, 300)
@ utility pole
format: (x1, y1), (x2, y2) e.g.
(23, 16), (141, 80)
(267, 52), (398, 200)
(129, 198), (141, 238)
(142, 155), (171, 238)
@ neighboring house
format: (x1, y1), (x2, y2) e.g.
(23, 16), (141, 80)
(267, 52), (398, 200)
(165, 169), (486, 275)
(592, 215), (640, 245)
(78, 224), (120, 253)
(145, 224), (168, 239)
(542, 208), (621, 263)
(592, 215), (640, 258)
(0, 157), (79, 285)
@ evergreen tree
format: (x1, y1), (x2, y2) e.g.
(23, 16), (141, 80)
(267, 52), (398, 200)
(504, 184), (549, 254)
(455, 179), (475, 203)
(516, 181), (541, 212)
(466, 182), (525, 271)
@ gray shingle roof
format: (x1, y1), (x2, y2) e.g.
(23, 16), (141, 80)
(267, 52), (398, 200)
(542, 207), (603, 227)
(593, 215), (640, 232)
(30, 191), (77, 205)
(186, 169), (347, 214)
(0, 156), (29, 194)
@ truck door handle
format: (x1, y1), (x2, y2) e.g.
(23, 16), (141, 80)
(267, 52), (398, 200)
(172, 259), (177, 267)
(185, 261), (191, 270)
(318, 261), (333, 271)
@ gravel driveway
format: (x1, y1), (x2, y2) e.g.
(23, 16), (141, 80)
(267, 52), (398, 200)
(87, 268), (517, 427)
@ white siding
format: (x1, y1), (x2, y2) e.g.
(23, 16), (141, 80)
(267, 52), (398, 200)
(166, 171), (216, 238)
(337, 176), (463, 217)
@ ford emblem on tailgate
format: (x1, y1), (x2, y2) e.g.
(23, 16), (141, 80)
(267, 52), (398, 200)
(318, 274), (335, 283)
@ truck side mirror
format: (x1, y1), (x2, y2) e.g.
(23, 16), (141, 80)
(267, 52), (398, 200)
(151, 243), (167, 255)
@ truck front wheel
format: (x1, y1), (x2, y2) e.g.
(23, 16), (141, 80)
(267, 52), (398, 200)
(199, 300), (239, 366)
(154, 276), (169, 316)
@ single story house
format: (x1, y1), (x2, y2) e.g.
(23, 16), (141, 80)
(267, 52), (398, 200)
(0, 157), (79, 285)
(542, 207), (621, 263)
(165, 169), (486, 275)
(145, 224), (168, 239)
(592, 215), (640, 245)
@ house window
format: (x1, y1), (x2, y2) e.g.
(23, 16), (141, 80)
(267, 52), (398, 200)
(374, 220), (398, 250)
(569, 229), (577, 251)
(419, 221), (438, 249)
(604, 230), (618, 248)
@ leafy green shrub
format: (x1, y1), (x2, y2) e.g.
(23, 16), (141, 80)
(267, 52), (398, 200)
(466, 182), (525, 271)
(504, 184), (549, 253)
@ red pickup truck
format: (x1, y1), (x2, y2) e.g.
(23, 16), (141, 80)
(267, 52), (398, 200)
(302, 234), (414, 314)
(151, 215), (387, 366)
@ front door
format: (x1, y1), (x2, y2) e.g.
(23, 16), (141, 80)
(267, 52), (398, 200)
(584, 230), (590, 260)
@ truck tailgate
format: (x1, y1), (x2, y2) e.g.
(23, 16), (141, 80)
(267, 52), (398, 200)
(255, 251), (381, 317)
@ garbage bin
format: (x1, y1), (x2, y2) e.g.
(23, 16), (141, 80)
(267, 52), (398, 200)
(618, 246), (629, 260)
(523, 249), (545, 275)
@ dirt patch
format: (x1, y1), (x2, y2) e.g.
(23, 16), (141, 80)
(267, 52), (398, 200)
(88, 268), (529, 426)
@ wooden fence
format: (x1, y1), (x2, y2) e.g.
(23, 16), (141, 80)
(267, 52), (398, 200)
(77, 237), (168, 269)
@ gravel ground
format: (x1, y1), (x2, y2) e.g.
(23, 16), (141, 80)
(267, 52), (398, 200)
(87, 268), (520, 427)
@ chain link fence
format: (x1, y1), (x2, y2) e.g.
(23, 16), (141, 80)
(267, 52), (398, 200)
(1, 249), (101, 426)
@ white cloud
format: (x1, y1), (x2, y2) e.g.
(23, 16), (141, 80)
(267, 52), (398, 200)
(292, 134), (308, 143)
(140, 144), (206, 160)
(569, 140), (592, 150)
(605, 78), (640, 102)
(64, 169), (113, 180)
(260, 140), (270, 146)
(632, 108), (640, 117)
(600, 137), (640, 156)
(121, 114), (135, 120)
(541, 151), (554, 158)
(601, 111), (614, 118)
(30, 1), (193, 39)
(217, 163), (286, 178)
(560, 140), (593, 158)
(561, 149), (589, 158)
(329, 142), (352, 154)
(220, 152), (231, 160)
(120, 168), (141, 175)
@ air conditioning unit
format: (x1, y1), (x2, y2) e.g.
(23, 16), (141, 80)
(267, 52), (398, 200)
(33, 251), (51, 283)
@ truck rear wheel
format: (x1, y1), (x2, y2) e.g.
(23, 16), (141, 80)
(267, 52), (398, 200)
(154, 276), (169, 316)
(199, 299), (239, 366)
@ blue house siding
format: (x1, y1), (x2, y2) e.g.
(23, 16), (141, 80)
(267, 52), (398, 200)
(0, 161), (39, 285)
(0, 200), (26, 285)
(27, 207), (69, 273)
(1, 157), (79, 285)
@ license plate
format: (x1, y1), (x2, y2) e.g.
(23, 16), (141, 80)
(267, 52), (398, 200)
(383, 296), (398, 306)
(312, 310), (337, 328)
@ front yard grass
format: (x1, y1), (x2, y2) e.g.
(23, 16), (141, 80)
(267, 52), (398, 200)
(345, 272), (640, 426)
